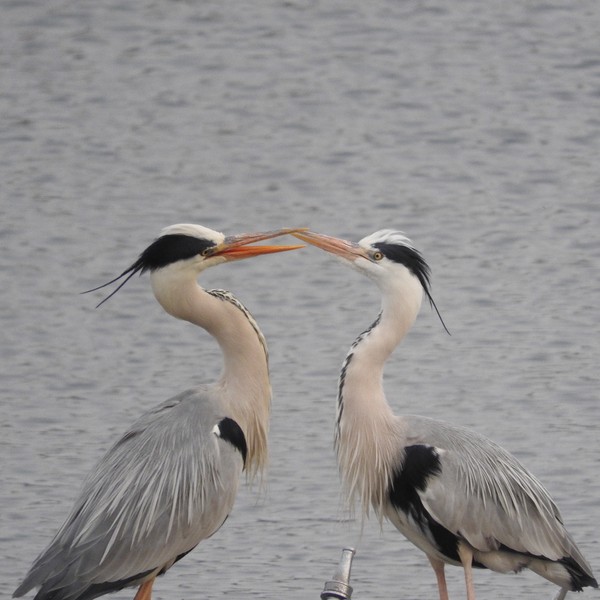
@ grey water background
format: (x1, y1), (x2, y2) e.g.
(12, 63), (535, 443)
(1, 1), (599, 599)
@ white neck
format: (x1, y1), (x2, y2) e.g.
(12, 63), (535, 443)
(150, 266), (271, 478)
(335, 269), (423, 515)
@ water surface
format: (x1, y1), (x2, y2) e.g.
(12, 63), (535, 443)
(1, 2), (599, 599)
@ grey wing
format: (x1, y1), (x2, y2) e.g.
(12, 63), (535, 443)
(407, 417), (579, 561)
(15, 387), (244, 598)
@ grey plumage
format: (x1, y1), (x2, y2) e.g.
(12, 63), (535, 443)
(294, 228), (596, 600)
(384, 415), (591, 582)
(15, 388), (241, 600)
(14, 225), (302, 600)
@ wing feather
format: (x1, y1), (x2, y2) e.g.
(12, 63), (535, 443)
(17, 387), (244, 597)
(404, 416), (571, 560)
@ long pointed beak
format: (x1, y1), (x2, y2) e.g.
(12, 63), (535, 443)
(291, 230), (367, 262)
(211, 228), (306, 260)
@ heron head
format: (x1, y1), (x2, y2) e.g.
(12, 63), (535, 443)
(356, 229), (431, 291)
(292, 229), (449, 333)
(86, 224), (303, 306)
(292, 228), (428, 283)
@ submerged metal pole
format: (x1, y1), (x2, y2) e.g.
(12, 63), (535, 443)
(321, 547), (356, 600)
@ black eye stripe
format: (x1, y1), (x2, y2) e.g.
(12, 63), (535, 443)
(134, 234), (216, 273)
(372, 242), (431, 289)
(371, 240), (450, 335)
(84, 234), (217, 307)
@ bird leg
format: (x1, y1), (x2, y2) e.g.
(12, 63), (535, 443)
(427, 556), (450, 600)
(553, 588), (568, 600)
(457, 543), (476, 600)
(133, 577), (155, 600)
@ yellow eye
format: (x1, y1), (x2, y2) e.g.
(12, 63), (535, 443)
(373, 251), (384, 261)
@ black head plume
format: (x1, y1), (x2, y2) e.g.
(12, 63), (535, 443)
(82, 234), (217, 308)
(373, 240), (450, 335)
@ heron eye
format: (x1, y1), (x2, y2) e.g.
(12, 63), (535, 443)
(201, 248), (212, 257)
(373, 251), (384, 261)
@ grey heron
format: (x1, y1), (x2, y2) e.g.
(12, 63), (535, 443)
(292, 229), (597, 600)
(14, 224), (302, 600)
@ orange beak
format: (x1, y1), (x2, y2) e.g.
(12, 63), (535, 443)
(290, 230), (368, 262)
(211, 228), (306, 260)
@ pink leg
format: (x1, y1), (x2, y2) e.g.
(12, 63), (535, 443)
(457, 543), (476, 600)
(428, 555), (450, 600)
(133, 577), (155, 600)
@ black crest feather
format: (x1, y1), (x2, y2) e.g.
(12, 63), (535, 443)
(373, 241), (450, 335)
(83, 234), (216, 307)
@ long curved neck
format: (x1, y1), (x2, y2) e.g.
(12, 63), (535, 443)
(336, 272), (424, 515)
(150, 268), (270, 478)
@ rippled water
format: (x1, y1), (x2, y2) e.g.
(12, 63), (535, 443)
(2, 2), (599, 599)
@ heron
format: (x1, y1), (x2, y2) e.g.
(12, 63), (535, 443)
(292, 229), (597, 600)
(14, 224), (303, 600)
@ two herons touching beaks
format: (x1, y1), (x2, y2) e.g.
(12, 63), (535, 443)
(14, 224), (597, 600)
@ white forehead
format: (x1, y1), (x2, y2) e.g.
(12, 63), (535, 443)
(159, 223), (225, 244)
(358, 229), (414, 249)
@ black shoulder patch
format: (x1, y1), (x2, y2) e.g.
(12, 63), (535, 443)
(389, 445), (463, 563)
(389, 444), (441, 512)
(215, 417), (248, 467)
